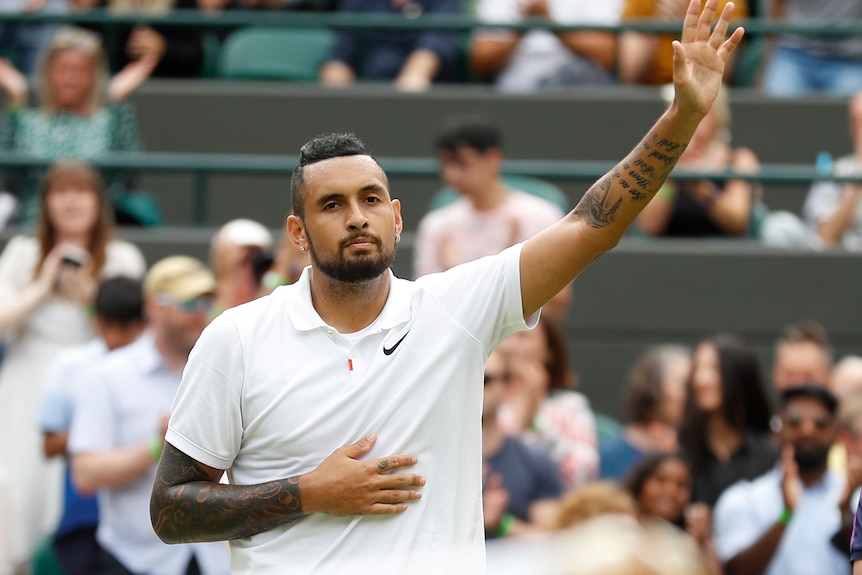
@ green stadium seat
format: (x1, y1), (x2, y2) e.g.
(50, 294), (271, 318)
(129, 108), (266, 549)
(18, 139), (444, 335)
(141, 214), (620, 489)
(218, 27), (335, 82)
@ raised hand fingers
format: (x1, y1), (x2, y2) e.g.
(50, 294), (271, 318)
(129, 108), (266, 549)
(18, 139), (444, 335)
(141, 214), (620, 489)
(680, 0), (704, 45)
(694, 0), (719, 44)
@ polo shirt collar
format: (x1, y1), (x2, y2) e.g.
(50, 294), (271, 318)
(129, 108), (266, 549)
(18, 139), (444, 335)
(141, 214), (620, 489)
(287, 267), (414, 333)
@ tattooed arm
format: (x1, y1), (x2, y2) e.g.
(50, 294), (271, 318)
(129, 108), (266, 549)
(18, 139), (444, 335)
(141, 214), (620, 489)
(150, 435), (425, 543)
(520, 0), (744, 318)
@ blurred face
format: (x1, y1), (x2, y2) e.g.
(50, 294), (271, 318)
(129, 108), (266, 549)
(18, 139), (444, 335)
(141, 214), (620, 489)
(48, 50), (96, 110)
(691, 342), (723, 413)
(662, 354), (691, 428)
(772, 341), (831, 392)
(289, 156), (402, 284)
(780, 397), (836, 472)
(438, 145), (500, 199)
(639, 458), (691, 523)
(150, 295), (214, 359)
(45, 183), (100, 238)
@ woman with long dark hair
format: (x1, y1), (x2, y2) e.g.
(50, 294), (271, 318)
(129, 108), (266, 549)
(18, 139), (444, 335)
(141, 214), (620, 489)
(679, 333), (776, 508)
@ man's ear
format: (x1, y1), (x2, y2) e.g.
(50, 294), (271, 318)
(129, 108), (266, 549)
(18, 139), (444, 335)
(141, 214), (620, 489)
(286, 215), (307, 251)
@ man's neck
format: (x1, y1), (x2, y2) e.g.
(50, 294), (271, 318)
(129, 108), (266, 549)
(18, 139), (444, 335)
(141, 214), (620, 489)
(153, 333), (188, 374)
(799, 465), (829, 487)
(470, 179), (510, 212)
(309, 269), (391, 333)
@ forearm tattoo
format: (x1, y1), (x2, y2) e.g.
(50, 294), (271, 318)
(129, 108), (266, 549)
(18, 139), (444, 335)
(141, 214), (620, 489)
(574, 133), (686, 229)
(151, 442), (305, 543)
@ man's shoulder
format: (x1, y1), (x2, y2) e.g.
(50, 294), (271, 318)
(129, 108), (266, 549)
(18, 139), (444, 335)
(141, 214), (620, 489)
(506, 190), (565, 220)
(715, 466), (779, 513)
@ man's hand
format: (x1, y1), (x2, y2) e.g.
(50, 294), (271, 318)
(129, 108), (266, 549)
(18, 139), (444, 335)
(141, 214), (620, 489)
(672, 0), (744, 119)
(299, 434), (425, 515)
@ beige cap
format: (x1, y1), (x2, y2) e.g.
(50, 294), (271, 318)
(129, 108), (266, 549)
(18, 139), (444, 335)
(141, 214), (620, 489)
(144, 256), (217, 301)
(217, 218), (273, 249)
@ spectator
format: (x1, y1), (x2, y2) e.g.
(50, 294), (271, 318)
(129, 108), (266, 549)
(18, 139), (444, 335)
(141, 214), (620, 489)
(600, 344), (690, 481)
(637, 84), (761, 238)
(618, 0), (748, 86)
(470, 0), (623, 92)
(498, 315), (598, 490)
(37, 275), (146, 575)
(833, 394), (862, 560)
(679, 334), (776, 507)
(713, 385), (849, 575)
(319, 0), (462, 91)
(771, 320), (832, 394)
(100, 0), (211, 79)
(0, 26), (155, 225)
(482, 348), (564, 539)
(68, 255), (228, 575)
(0, 0), (68, 76)
(209, 218), (274, 312)
(414, 114), (571, 320)
(803, 91), (862, 249)
(762, 0), (862, 97)
(0, 159), (145, 575)
(625, 452), (721, 575)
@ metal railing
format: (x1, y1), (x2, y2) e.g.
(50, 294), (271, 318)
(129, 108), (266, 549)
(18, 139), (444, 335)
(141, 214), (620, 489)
(0, 153), (852, 224)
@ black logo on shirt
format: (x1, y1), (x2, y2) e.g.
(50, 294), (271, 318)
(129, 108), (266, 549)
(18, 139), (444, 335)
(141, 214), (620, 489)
(383, 331), (410, 355)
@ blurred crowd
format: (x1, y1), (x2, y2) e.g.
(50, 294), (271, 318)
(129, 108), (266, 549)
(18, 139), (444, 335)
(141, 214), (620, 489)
(0, 1), (860, 574)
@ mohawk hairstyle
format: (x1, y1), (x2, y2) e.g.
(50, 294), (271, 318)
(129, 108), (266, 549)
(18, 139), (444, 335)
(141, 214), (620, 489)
(291, 133), (383, 217)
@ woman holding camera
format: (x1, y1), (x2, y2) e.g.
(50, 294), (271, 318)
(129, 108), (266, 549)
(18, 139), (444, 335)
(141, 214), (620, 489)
(0, 160), (144, 575)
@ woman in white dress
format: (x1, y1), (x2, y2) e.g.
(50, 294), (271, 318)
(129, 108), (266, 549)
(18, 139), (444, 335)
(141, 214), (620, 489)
(0, 160), (145, 575)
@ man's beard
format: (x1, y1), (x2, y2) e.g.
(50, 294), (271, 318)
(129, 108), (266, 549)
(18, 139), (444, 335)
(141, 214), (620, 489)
(794, 445), (830, 471)
(309, 233), (396, 284)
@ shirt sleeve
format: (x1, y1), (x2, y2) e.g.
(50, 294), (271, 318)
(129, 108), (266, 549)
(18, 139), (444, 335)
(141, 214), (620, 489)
(38, 352), (77, 432)
(165, 311), (245, 470)
(68, 367), (118, 454)
(713, 481), (766, 562)
(803, 180), (843, 226)
(417, 243), (537, 353)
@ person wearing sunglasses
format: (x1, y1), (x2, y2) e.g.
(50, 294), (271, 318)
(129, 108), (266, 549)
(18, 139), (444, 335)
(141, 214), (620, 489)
(713, 385), (848, 575)
(67, 256), (229, 575)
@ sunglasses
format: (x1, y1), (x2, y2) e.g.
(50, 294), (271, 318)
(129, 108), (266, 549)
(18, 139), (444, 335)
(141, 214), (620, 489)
(784, 414), (832, 431)
(158, 295), (213, 313)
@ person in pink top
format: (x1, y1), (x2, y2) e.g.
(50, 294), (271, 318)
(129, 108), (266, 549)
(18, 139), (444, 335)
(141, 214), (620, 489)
(414, 114), (572, 320)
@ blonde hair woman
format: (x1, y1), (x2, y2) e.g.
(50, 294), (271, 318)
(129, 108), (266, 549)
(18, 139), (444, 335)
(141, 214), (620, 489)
(0, 159), (145, 575)
(0, 26), (157, 224)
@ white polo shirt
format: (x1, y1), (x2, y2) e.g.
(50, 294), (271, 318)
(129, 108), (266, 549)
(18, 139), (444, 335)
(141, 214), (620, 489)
(69, 333), (230, 575)
(167, 243), (535, 575)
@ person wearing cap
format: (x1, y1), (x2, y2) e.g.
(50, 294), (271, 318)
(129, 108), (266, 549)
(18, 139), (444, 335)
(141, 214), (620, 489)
(210, 218), (274, 312)
(713, 385), (848, 575)
(68, 256), (228, 575)
(149, 6), (743, 574)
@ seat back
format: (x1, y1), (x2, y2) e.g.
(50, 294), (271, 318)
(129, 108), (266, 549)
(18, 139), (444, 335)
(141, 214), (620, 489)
(218, 27), (335, 81)
(428, 175), (569, 213)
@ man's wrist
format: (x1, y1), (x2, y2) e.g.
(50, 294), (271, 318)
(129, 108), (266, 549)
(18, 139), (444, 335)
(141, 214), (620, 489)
(778, 507), (793, 526)
(149, 437), (164, 461)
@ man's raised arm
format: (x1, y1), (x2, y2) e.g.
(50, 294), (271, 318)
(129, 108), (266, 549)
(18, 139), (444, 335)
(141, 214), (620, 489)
(520, 0), (744, 318)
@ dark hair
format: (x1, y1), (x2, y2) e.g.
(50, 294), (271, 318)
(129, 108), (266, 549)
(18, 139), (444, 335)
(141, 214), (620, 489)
(94, 276), (144, 325)
(290, 133), (383, 218)
(539, 315), (577, 391)
(680, 334), (773, 466)
(780, 384), (838, 416)
(624, 452), (691, 527)
(622, 344), (690, 425)
(434, 114), (502, 154)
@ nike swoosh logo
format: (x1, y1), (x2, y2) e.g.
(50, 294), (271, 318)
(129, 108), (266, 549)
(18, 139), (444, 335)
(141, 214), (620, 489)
(383, 330), (410, 356)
